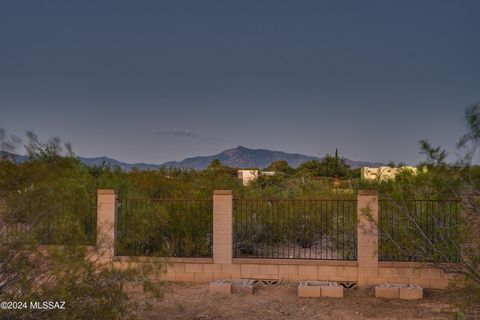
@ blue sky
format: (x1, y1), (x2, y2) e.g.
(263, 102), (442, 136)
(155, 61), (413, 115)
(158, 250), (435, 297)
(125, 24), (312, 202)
(0, 1), (478, 164)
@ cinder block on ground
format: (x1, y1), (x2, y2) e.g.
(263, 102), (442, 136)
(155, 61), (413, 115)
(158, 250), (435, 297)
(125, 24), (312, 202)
(230, 279), (256, 294)
(298, 282), (322, 298)
(298, 281), (343, 298)
(399, 284), (423, 300)
(375, 285), (399, 299)
(209, 280), (232, 294)
(375, 284), (423, 300)
(321, 282), (344, 298)
(209, 279), (256, 295)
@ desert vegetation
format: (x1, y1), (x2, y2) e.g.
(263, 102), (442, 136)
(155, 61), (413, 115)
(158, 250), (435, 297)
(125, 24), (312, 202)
(0, 105), (479, 318)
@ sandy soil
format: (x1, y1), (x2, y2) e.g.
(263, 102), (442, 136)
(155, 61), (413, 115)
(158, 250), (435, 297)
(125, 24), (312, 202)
(133, 282), (470, 320)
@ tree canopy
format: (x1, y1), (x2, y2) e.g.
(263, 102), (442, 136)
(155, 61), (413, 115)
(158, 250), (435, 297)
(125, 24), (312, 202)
(265, 160), (294, 175)
(297, 155), (350, 178)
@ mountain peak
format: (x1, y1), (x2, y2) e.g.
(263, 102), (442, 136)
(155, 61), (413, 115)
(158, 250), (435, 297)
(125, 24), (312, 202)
(227, 145), (249, 152)
(161, 146), (385, 170)
(163, 146), (320, 169)
(2, 148), (385, 171)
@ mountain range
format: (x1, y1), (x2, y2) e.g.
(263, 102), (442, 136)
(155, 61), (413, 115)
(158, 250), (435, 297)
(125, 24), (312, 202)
(1, 146), (384, 170)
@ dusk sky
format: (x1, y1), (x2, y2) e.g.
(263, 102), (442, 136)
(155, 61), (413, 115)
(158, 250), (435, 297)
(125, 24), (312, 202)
(1, 1), (479, 165)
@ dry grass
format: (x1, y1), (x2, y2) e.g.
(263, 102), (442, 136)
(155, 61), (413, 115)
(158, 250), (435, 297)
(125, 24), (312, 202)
(131, 282), (477, 320)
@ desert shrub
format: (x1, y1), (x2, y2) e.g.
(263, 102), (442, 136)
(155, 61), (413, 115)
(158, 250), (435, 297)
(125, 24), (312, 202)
(116, 199), (212, 257)
(0, 135), (162, 319)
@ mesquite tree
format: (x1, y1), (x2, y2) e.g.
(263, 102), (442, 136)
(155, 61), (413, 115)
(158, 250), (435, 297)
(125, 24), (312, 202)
(371, 104), (480, 289)
(0, 134), (161, 320)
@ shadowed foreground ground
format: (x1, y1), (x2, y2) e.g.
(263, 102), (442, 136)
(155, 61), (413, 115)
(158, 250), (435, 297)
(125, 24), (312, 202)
(133, 282), (479, 320)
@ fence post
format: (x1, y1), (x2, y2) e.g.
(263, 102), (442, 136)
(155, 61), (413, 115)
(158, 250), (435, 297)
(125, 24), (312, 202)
(213, 190), (233, 264)
(357, 190), (379, 288)
(97, 189), (117, 262)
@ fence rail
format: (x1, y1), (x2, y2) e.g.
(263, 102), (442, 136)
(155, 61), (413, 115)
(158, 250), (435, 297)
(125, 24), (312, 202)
(1, 190), (465, 266)
(115, 198), (213, 257)
(1, 195), (97, 245)
(233, 199), (357, 260)
(379, 199), (460, 262)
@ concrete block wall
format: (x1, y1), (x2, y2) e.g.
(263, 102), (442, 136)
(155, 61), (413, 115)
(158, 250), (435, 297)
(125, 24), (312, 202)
(375, 263), (453, 289)
(213, 190), (233, 264)
(357, 190), (379, 288)
(96, 189), (117, 262)
(99, 189), (456, 289)
(111, 258), (454, 289)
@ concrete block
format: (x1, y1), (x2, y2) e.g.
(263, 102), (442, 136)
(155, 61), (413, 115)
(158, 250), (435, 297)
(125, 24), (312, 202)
(318, 266), (338, 277)
(202, 263), (221, 274)
(298, 282), (321, 298)
(214, 232), (232, 244)
(420, 268), (441, 279)
(168, 263), (184, 273)
(321, 282), (344, 298)
(241, 264), (260, 274)
(213, 190), (233, 265)
(209, 279), (256, 295)
(375, 283), (423, 299)
(337, 266), (357, 277)
(378, 268), (399, 277)
(375, 284), (399, 299)
(358, 266), (378, 275)
(259, 264), (279, 275)
(159, 272), (176, 281)
(175, 273), (195, 282)
(230, 279), (256, 294)
(185, 263), (203, 273)
(279, 265), (298, 275)
(221, 263), (241, 274)
(298, 281), (343, 298)
(429, 278), (449, 289)
(212, 273), (233, 280)
(399, 284), (423, 300)
(298, 265), (317, 276)
(194, 273), (213, 282)
(398, 268), (420, 278)
(409, 278), (430, 288)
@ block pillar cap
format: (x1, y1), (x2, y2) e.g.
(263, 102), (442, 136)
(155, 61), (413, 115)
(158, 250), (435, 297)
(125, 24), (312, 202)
(98, 189), (116, 195)
(214, 190), (233, 195)
(358, 190), (378, 196)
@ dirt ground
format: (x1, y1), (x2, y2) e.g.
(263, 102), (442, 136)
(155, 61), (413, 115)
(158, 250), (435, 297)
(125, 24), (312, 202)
(132, 282), (478, 320)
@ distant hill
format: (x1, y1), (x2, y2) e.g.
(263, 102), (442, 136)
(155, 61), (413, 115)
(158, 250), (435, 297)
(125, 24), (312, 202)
(161, 146), (319, 169)
(77, 156), (160, 171)
(0, 151), (159, 171)
(1, 146), (384, 170)
(161, 146), (384, 169)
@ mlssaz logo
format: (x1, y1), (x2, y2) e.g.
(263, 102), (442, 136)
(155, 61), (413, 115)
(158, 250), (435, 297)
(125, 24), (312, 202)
(30, 301), (66, 310)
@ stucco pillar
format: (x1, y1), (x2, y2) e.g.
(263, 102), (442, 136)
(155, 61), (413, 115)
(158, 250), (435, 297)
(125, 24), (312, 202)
(213, 190), (233, 264)
(357, 190), (379, 288)
(97, 189), (117, 261)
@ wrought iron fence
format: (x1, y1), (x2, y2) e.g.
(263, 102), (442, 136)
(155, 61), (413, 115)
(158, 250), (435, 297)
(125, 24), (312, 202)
(1, 195), (97, 245)
(233, 199), (357, 260)
(379, 199), (460, 262)
(115, 198), (213, 257)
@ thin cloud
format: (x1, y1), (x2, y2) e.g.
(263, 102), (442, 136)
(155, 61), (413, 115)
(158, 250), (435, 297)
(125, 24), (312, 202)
(151, 128), (195, 137)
